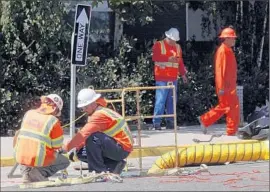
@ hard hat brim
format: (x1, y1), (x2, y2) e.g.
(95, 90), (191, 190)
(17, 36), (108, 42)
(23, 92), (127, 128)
(165, 31), (180, 41)
(45, 94), (63, 111)
(219, 35), (237, 38)
(37, 103), (55, 115)
(77, 93), (101, 108)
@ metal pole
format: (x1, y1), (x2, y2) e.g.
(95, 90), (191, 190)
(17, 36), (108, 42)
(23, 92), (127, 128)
(70, 33), (76, 138)
(136, 90), (143, 174)
(268, 0), (270, 130)
(121, 90), (125, 118)
(186, 2), (189, 41)
(172, 85), (179, 168)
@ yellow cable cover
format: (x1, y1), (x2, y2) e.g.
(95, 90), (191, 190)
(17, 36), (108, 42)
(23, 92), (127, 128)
(148, 140), (269, 176)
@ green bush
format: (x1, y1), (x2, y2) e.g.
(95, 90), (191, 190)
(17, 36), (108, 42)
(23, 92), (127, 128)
(0, 0), (268, 136)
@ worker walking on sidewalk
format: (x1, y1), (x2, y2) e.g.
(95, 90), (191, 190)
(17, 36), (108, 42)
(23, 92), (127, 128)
(63, 88), (133, 175)
(151, 27), (188, 130)
(198, 27), (240, 136)
(14, 94), (70, 183)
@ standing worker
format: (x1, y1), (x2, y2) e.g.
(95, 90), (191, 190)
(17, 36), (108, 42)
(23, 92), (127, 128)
(14, 94), (70, 183)
(63, 88), (133, 175)
(198, 27), (240, 136)
(151, 27), (188, 130)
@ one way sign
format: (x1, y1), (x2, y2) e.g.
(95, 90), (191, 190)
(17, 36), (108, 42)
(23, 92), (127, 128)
(71, 4), (92, 66)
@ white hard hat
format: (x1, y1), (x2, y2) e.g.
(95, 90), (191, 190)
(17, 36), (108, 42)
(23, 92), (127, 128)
(77, 88), (101, 108)
(165, 28), (180, 41)
(46, 94), (63, 111)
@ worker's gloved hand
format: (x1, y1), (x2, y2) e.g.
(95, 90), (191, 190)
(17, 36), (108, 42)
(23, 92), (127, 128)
(181, 75), (188, 84)
(68, 150), (79, 162)
(56, 147), (67, 154)
(68, 151), (75, 162)
(218, 90), (225, 96)
(168, 56), (179, 63)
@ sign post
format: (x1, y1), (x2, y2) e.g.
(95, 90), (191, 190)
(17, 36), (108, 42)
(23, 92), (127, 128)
(70, 4), (92, 138)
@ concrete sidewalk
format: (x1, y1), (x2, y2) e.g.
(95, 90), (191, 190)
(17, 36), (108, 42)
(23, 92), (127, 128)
(0, 123), (246, 189)
(0, 124), (242, 165)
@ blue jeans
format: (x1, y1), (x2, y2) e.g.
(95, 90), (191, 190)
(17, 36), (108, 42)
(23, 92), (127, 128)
(152, 81), (178, 125)
(77, 132), (129, 173)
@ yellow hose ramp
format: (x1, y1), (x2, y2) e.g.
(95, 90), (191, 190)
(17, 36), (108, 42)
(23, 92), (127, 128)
(147, 140), (269, 176)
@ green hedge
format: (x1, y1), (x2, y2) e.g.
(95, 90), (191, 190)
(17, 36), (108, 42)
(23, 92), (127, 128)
(0, 0), (269, 136)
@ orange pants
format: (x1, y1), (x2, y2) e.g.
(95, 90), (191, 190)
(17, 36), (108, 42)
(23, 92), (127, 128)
(200, 93), (240, 135)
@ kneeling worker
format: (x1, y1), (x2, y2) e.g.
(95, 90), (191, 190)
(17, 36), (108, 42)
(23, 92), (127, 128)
(14, 94), (70, 183)
(63, 88), (133, 174)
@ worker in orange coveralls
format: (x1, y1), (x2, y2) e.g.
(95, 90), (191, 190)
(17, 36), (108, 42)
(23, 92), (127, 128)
(198, 27), (239, 136)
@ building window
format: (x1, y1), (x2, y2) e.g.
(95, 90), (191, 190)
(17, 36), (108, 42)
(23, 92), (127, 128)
(65, 1), (115, 53)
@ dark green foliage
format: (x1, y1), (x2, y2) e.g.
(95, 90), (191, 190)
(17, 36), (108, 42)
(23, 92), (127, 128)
(0, 0), (268, 135)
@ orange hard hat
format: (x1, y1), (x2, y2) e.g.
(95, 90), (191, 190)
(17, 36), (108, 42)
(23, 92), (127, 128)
(219, 28), (237, 38)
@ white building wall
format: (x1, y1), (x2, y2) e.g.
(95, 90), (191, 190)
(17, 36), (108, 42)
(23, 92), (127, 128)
(186, 4), (223, 41)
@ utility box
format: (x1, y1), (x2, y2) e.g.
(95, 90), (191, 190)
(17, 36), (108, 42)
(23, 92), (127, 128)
(237, 86), (244, 126)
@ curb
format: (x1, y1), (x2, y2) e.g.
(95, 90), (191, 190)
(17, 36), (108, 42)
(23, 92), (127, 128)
(0, 157), (16, 167)
(0, 145), (178, 167)
(2, 140), (252, 167)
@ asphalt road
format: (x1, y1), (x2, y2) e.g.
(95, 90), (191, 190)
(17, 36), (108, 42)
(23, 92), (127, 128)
(1, 161), (269, 191)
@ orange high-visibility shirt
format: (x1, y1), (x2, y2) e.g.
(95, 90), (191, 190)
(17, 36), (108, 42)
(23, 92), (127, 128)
(214, 43), (237, 94)
(65, 107), (133, 152)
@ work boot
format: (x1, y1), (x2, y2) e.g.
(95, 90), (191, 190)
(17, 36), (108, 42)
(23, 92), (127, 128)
(197, 116), (207, 134)
(22, 173), (33, 183)
(113, 160), (126, 175)
(28, 168), (49, 182)
(166, 121), (174, 129)
(21, 166), (33, 183)
(149, 124), (161, 131)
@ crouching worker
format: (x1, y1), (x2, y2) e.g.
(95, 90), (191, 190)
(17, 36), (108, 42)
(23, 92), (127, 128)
(14, 94), (70, 183)
(63, 88), (133, 175)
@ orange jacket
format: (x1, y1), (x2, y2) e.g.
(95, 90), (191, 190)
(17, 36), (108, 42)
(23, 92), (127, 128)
(214, 43), (237, 95)
(152, 40), (186, 81)
(65, 106), (133, 152)
(14, 109), (64, 167)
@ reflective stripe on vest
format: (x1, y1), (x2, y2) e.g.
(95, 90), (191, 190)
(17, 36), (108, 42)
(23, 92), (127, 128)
(98, 108), (133, 144)
(155, 62), (178, 68)
(19, 130), (52, 147)
(159, 40), (181, 56)
(160, 40), (166, 54)
(35, 143), (46, 167)
(19, 112), (58, 166)
(51, 136), (64, 148)
(156, 40), (181, 68)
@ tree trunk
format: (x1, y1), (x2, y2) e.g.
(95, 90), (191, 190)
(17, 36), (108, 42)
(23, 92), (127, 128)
(239, 1), (244, 63)
(236, 1), (239, 23)
(257, 2), (268, 68)
(249, 0), (256, 63)
(240, 1), (243, 26)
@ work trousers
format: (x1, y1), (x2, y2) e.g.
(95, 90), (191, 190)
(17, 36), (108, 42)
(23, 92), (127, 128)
(152, 80), (178, 126)
(20, 154), (70, 178)
(77, 132), (129, 173)
(200, 92), (240, 135)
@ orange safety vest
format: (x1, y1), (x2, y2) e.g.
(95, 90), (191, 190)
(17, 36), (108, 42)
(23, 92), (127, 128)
(154, 40), (182, 80)
(14, 110), (64, 167)
(98, 107), (134, 152)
